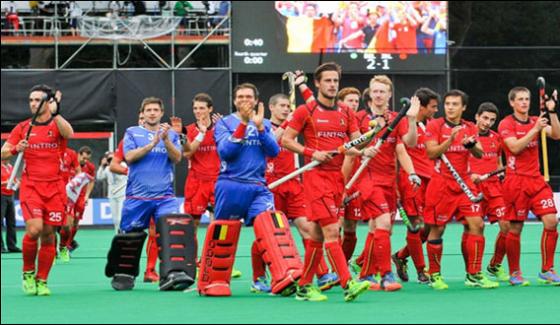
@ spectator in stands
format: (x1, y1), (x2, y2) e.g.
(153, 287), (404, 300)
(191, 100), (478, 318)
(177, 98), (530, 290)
(1, 158), (21, 254)
(65, 1), (83, 36)
(5, 1), (20, 35)
(174, 1), (193, 34)
(132, 1), (146, 16)
(108, 1), (121, 17)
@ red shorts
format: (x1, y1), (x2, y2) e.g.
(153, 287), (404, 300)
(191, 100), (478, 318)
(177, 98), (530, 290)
(502, 175), (557, 221)
(343, 188), (363, 221)
(360, 184), (397, 220)
(183, 175), (216, 217)
(303, 169), (343, 227)
(398, 171), (430, 218)
(268, 177), (307, 219)
(20, 179), (67, 227)
(477, 180), (506, 224)
(424, 175), (482, 226)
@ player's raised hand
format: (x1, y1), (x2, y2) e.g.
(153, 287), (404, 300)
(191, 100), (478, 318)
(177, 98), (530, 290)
(449, 126), (462, 141)
(545, 89), (557, 112)
(49, 90), (62, 115)
(406, 96), (420, 119)
(252, 102), (265, 130)
(294, 70), (307, 86)
(170, 116), (183, 134)
(238, 101), (253, 124)
(160, 123), (171, 141)
(196, 119), (208, 133)
(211, 113), (223, 124)
(533, 111), (549, 132)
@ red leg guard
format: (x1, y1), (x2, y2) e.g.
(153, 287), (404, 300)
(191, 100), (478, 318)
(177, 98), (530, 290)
(253, 211), (302, 295)
(197, 220), (241, 296)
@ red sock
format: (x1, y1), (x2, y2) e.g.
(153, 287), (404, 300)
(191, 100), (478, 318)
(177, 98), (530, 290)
(67, 225), (79, 247)
(359, 232), (375, 279)
(490, 232), (507, 267)
(22, 234), (38, 273)
(373, 229), (392, 276)
(541, 229), (558, 272)
(342, 231), (357, 261)
(506, 232), (521, 275)
(325, 241), (351, 288)
(461, 232), (469, 269)
(251, 241), (267, 281)
(356, 246), (365, 266)
(406, 231), (425, 272)
(397, 246), (410, 259)
(466, 234), (485, 274)
(304, 239), (330, 277)
(59, 228), (70, 250)
(298, 240), (323, 286)
(146, 233), (158, 272)
(36, 242), (56, 281)
(427, 240), (443, 275)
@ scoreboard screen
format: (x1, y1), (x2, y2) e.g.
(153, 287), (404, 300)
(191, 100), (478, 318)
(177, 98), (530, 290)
(232, 1), (448, 74)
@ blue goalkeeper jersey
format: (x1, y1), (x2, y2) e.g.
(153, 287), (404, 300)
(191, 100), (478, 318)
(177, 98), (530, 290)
(214, 113), (280, 183)
(123, 126), (181, 199)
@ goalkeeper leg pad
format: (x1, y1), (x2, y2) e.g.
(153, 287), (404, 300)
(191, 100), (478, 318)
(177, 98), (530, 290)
(105, 231), (147, 290)
(254, 211), (303, 295)
(157, 214), (197, 291)
(197, 220), (241, 296)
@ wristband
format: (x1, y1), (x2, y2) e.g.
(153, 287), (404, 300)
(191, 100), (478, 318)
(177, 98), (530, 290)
(195, 132), (205, 142)
(303, 147), (315, 158)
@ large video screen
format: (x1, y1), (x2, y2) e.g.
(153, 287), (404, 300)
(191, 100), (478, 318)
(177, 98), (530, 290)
(232, 1), (447, 74)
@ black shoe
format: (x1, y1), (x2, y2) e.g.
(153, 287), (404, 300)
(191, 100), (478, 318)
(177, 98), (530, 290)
(391, 253), (409, 282)
(417, 271), (430, 284)
(111, 274), (135, 291)
(69, 240), (79, 252)
(8, 247), (22, 253)
(159, 271), (194, 291)
(1, 247), (8, 254)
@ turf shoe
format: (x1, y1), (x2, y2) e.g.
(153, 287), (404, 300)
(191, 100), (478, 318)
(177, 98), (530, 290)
(417, 271), (430, 284)
(143, 269), (160, 283)
(22, 272), (37, 295)
(509, 272), (530, 287)
(316, 272), (339, 291)
(251, 276), (272, 293)
(295, 284), (327, 302)
(429, 272), (449, 290)
(391, 253), (409, 282)
(231, 268), (242, 279)
(487, 264), (509, 282)
(36, 280), (51, 296)
(537, 269), (560, 286)
(348, 257), (362, 275)
(343, 278), (370, 302)
(465, 272), (499, 289)
(59, 247), (70, 263)
(360, 275), (381, 291)
(380, 272), (402, 291)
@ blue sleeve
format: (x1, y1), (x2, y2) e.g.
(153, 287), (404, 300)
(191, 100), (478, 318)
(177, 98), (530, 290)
(215, 118), (244, 161)
(169, 131), (181, 151)
(259, 122), (280, 158)
(123, 128), (138, 155)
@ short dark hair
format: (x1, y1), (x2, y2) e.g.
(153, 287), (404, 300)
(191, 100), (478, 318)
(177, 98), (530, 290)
(314, 62), (342, 82)
(268, 93), (289, 106)
(140, 97), (164, 113)
(79, 146), (92, 155)
(192, 93), (213, 108)
(477, 102), (499, 117)
(508, 87), (530, 101)
(443, 89), (468, 106)
(233, 83), (259, 100)
(414, 87), (440, 107)
(29, 84), (54, 98)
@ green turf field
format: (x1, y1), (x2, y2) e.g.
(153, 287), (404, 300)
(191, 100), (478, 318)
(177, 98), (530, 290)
(1, 223), (558, 324)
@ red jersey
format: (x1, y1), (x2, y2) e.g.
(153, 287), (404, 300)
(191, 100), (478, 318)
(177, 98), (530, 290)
(425, 118), (478, 179)
(407, 121), (434, 179)
(60, 148), (79, 183)
(7, 118), (66, 182)
(498, 115), (540, 177)
(77, 160), (95, 198)
(266, 123), (296, 179)
(469, 130), (502, 175)
(186, 123), (220, 180)
(362, 111), (408, 185)
(288, 101), (359, 171)
(1, 162), (15, 196)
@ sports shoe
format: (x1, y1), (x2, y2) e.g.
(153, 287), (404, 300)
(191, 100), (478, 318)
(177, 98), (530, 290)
(251, 276), (272, 293)
(349, 257), (362, 275)
(381, 272), (403, 291)
(487, 264), (509, 282)
(391, 253), (409, 282)
(143, 269), (160, 283)
(316, 272), (339, 291)
(295, 284), (327, 302)
(429, 272), (449, 290)
(22, 272), (37, 295)
(231, 268), (242, 279)
(36, 280), (51, 296)
(417, 271), (430, 284)
(360, 275), (381, 291)
(537, 269), (560, 286)
(69, 240), (79, 252)
(111, 274), (136, 291)
(465, 272), (499, 289)
(509, 271), (530, 287)
(343, 278), (370, 302)
(59, 247), (70, 263)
